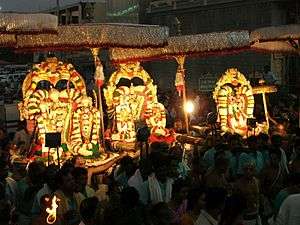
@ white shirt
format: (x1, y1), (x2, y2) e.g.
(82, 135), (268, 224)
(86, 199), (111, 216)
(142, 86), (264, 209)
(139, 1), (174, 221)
(77, 186), (96, 202)
(128, 169), (144, 199)
(275, 194), (300, 225)
(195, 210), (219, 225)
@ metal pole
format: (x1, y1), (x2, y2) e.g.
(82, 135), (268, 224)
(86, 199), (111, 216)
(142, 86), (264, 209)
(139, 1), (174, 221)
(174, 16), (189, 134)
(299, 95), (300, 128)
(98, 87), (106, 149)
(262, 93), (269, 130)
(91, 48), (105, 153)
(175, 55), (189, 134)
(182, 83), (189, 134)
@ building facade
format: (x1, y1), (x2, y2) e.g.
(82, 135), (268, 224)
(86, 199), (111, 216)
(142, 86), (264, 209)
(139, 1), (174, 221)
(140, 0), (299, 93)
(106, 0), (139, 23)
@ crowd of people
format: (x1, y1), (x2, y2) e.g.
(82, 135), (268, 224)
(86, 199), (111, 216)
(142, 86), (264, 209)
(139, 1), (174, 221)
(1, 120), (300, 225)
(0, 78), (299, 225)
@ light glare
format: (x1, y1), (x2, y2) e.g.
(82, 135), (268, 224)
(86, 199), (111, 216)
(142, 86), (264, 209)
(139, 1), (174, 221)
(185, 101), (194, 114)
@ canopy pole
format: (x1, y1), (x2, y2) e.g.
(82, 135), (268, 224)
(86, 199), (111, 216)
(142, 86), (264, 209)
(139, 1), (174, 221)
(175, 55), (189, 134)
(262, 93), (269, 130)
(91, 48), (105, 153)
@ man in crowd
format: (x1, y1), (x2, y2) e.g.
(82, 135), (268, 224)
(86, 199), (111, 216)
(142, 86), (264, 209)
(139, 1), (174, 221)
(275, 194), (300, 225)
(73, 167), (95, 200)
(234, 157), (261, 225)
(17, 161), (46, 225)
(31, 164), (58, 216)
(54, 163), (81, 225)
(195, 188), (227, 225)
(204, 151), (230, 190)
(141, 154), (174, 205)
(0, 158), (17, 207)
(79, 197), (101, 225)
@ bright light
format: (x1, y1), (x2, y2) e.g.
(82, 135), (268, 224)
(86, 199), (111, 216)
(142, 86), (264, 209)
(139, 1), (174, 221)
(46, 195), (59, 224)
(277, 124), (285, 130)
(185, 101), (194, 114)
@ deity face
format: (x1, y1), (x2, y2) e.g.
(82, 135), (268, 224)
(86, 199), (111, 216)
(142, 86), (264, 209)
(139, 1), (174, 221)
(49, 89), (60, 102)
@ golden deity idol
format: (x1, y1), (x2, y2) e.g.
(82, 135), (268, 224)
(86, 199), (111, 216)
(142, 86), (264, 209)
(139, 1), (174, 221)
(104, 62), (172, 143)
(18, 57), (102, 157)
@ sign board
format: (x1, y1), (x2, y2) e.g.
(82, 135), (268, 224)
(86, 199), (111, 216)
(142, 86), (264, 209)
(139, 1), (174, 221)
(4, 103), (19, 133)
(198, 73), (218, 92)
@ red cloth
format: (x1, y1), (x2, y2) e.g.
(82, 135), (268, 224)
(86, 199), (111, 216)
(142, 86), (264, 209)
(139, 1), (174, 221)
(149, 133), (175, 144)
(96, 79), (104, 87)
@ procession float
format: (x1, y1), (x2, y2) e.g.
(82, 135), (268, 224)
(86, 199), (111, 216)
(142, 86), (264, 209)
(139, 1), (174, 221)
(18, 57), (103, 160)
(213, 68), (270, 137)
(0, 13), (170, 169)
(109, 27), (289, 140)
(104, 62), (175, 149)
(1, 12), (298, 224)
(1, 12), (297, 159)
(109, 31), (251, 144)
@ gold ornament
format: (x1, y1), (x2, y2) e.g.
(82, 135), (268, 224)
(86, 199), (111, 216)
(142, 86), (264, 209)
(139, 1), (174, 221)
(213, 68), (267, 137)
(104, 63), (168, 142)
(19, 58), (102, 157)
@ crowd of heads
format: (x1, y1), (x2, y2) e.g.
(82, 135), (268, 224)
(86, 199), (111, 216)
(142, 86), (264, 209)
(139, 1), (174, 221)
(0, 86), (299, 225)
(0, 125), (299, 225)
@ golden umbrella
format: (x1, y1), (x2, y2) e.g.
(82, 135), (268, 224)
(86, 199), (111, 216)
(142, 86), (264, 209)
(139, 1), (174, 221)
(250, 24), (300, 128)
(252, 82), (277, 129)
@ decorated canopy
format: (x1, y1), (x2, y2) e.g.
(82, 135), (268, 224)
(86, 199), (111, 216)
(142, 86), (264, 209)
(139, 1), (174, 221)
(250, 24), (300, 54)
(15, 24), (169, 51)
(109, 30), (250, 63)
(0, 13), (169, 50)
(0, 34), (16, 47)
(0, 13), (58, 47)
(0, 13), (58, 34)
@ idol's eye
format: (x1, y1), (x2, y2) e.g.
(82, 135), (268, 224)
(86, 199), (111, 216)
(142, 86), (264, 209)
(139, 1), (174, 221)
(36, 80), (52, 90)
(55, 79), (75, 91)
(131, 77), (144, 86)
(116, 78), (131, 88)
